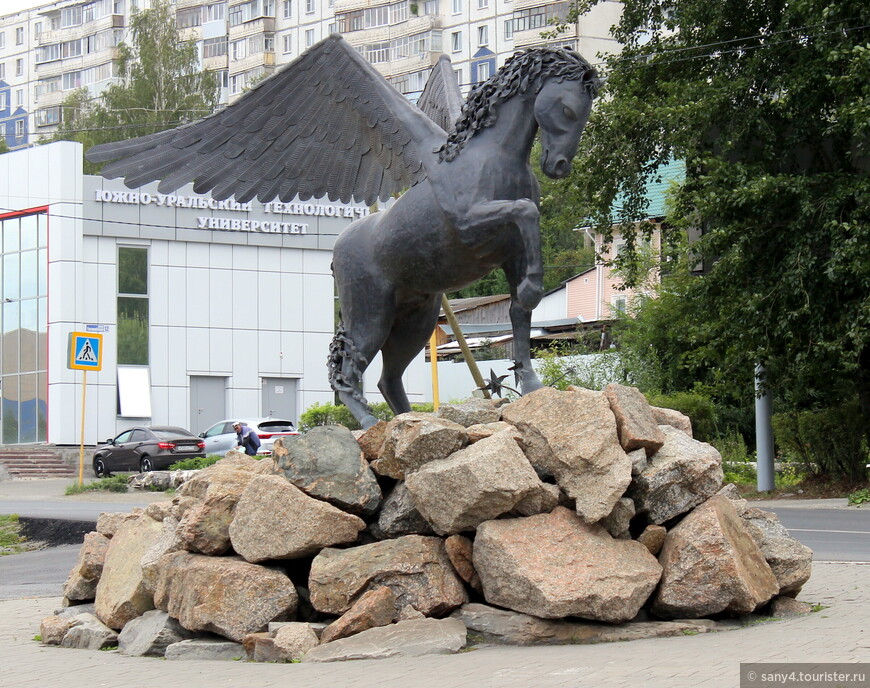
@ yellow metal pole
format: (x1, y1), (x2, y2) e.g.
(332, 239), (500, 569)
(441, 295), (490, 399)
(429, 329), (440, 410)
(78, 369), (87, 486)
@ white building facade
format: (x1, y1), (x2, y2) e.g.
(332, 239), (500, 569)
(0, 140), (428, 446)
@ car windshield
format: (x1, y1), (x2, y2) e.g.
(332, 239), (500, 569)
(258, 421), (295, 432)
(152, 429), (194, 440)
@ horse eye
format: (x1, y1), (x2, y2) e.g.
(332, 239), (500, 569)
(563, 106), (578, 120)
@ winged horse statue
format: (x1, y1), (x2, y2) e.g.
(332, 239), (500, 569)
(87, 35), (599, 429)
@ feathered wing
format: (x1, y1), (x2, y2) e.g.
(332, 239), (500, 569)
(416, 55), (464, 134)
(86, 35), (446, 205)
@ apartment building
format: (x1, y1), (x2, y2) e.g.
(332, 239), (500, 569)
(1, 0), (621, 150)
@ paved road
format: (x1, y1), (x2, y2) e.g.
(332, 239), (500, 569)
(0, 499), (154, 520)
(765, 506), (870, 562)
(0, 545), (80, 600)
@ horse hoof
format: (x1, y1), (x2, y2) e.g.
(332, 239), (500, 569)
(360, 415), (379, 430)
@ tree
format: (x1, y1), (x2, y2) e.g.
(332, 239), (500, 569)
(558, 0), (870, 440)
(53, 0), (218, 172)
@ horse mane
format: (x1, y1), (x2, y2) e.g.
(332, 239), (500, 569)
(437, 47), (600, 162)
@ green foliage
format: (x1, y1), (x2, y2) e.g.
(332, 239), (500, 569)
(33, 635), (42, 642)
(0, 138), (8, 154)
(645, 391), (716, 441)
(772, 401), (869, 483)
(556, 0), (870, 440)
(848, 488), (870, 506)
(51, 0), (218, 172)
(536, 346), (628, 390)
(65, 475), (130, 495)
(0, 514), (24, 552)
(299, 401), (434, 431)
(168, 455), (223, 471)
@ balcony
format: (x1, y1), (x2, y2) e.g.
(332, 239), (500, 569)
(229, 51), (276, 73)
(228, 16), (275, 38)
(512, 24), (576, 50)
(175, 0), (207, 8)
(371, 50), (440, 78)
(333, 0), (371, 12)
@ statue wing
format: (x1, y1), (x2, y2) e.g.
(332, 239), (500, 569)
(416, 55), (464, 133)
(86, 35), (446, 205)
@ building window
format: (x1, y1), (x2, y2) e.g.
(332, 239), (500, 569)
(15, 89), (23, 106)
(512, 2), (568, 33)
(0, 64), (4, 80)
(0, 33), (5, 49)
(177, 7), (202, 28)
(16, 59), (23, 76)
(16, 27), (24, 45)
(15, 119), (24, 138)
(264, 34), (274, 51)
(36, 107), (61, 126)
(451, 31), (461, 52)
(610, 295), (627, 315)
(452, 0), (461, 13)
(454, 67), (462, 85)
(476, 59), (490, 82)
(34, 22), (42, 39)
(283, 0), (292, 18)
(203, 36), (228, 58)
(503, 18), (512, 39)
(263, 0), (275, 16)
(478, 0), (488, 7)
(117, 366), (152, 417)
(306, 0), (315, 13)
(282, 33), (292, 53)
(117, 246), (149, 366)
(477, 24), (488, 46)
(0, 210), (48, 444)
(61, 5), (83, 28)
(206, 2), (226, 22)
(0, 92), (7, 109)
(305, 28), (315, 46)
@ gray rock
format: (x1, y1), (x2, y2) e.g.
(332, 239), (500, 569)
(370, 481), (435, 539)
(303, 618), (467, 662)
(118, 609), (193, 656)
(60, 613), (119, 650)
(272, 623), (320, 661)
(55, 602), (96, 618)
(371, 413), (468, 479)
(435, 398), (503, 427)
(453, 603), (717, 645)
(742, 508), (813, 597)
(650, 406), (693, 437)
(601, 497), (636, 539)
(769, 597), (814, 617)
(501, 387), (632, 524)
(473, 507), (662, 622)
(630, 425), (724, 524)
(274, 425), (382, 517)
(405, 431), (544, 534)
(164, 639), (246, 661)
(309, 535), (467, 617)
(229, 474), (365, 562)
(629, 448), (648, 476)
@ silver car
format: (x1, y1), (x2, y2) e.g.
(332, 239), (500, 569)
(198, 418), (299, 456)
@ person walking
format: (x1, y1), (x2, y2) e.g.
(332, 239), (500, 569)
(233, 421), (261, 456)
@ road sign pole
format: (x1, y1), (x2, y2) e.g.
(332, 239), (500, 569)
(78, 369), (87, 487)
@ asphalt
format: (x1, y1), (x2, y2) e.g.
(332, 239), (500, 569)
(0, 478), (867, 687)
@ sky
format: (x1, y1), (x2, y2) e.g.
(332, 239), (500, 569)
(2, 0), (51, 17)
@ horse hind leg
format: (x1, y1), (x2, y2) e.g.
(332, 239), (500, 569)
(378, 295), (442, 415)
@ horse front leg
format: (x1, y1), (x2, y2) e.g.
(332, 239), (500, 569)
(504, 258), (544, 396)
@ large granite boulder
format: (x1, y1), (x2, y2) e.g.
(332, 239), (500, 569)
(370, 481), (435, 539)
(229, 474), (366, 562)
(405, 431), (544, 534)
(650, 406), (693, 437)
(652, 495), (779, 618)
(274, 425), (382, 517)
(140, 516), (184, 595)
(62, 531), (110, 602)
(94, 515), (164, 629)
(319, 586), (398, 644)
(604, 383), (666, 455)
(153, 551), (297, 642)
(473, 507), (662, 622)
(309, 535), (468, 617)
(164, 639), (246, 661)
(501, 387), (632, 523)
(60, 612), (119, 650)
(303, 618), (467, 662)
(630, 424), (724, 524)
(176, 469), (258, 555)
(370, 413), (468, 479)
(742, 507), (813, 597)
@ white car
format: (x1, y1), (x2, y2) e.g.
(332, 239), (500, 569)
(198, 418), (299, 456)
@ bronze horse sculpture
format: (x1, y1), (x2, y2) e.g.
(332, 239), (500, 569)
(86, 35), (599, 429)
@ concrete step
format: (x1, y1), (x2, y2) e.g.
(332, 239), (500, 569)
(0, 452), (75, 478)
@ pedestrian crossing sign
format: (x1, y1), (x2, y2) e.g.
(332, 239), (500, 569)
(69, 332), (103, 371)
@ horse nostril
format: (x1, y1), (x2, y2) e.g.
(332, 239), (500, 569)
(554, 157), (570, 176)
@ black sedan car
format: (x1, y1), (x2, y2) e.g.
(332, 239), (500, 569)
(93, 426), (206, 477)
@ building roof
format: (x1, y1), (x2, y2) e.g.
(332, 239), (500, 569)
(443, 294), (512, 314)
(612, 159), (685, 220)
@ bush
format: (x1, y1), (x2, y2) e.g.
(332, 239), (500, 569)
(536, 348), (627, 391)
(168, 455), (223, 471)
(645, 391), (717, 441)
(772, 400), (868, 483)
(299, 401), (434, 431)
(65, 475), (130, 495)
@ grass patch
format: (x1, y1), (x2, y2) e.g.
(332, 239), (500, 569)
(33, 635), (42, 642)
(65, 475), (131, 495)
(848, 488), (870, 506)
(167, 455), (223, 471)
(0, 514), (27, 555)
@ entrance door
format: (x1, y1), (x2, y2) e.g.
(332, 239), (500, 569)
(261, 377), (298, 423)
(190, 376), (227, 435)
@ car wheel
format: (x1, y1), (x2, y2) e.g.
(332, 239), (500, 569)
(139, 456), (154, 473)
(93, 456), (111, 478)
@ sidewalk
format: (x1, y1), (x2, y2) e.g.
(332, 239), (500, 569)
(0, 562), (867, 688)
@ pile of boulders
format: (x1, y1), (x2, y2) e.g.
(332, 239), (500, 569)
(40, 384), (813, 662)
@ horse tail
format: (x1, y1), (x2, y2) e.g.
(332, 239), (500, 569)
(327, 320), (368, 404)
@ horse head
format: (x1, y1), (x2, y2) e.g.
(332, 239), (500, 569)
(535, 77), (594, 179)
